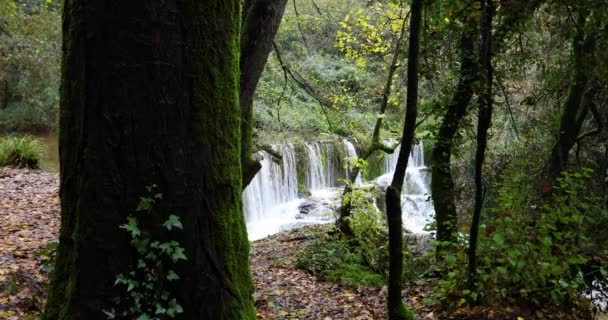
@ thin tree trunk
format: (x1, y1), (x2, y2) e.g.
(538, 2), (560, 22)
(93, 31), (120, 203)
(467, 0), (494, 289)
(432, 0), (542, 260)
(385, 0), (422, 318)
(1, 80), (7, 110)
(241, 0), (288, 188)
(337, 14), (408, 236)
(44, 1), (255, 319)
(431, 24), (477, 259)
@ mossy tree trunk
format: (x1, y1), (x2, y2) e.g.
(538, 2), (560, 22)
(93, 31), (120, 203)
(431, 0), (542, 260)
(430, 23), (477, 259)
(385, 0), (422, 318)
(336, 15), (408, 236)
(241, 0), (288, 188)
(43, 1), (256, 319)
(546, 8), (599, 192)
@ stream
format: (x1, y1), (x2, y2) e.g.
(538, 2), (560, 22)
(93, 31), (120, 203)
(244, 139), (434, 240)
(35, 134), (435, 240)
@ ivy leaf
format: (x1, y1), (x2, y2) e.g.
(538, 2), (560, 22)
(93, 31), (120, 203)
(163, 215), (183, 231)
(155, 303), (167, 315)
(171, 247), (187, 262)
(136, 314), (150, 320)
(167, 269), (180, 281)
(119, 217), (141, 238)
(136, 197), (154, 212)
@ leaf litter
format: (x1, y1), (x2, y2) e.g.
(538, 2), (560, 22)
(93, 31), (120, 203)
(1, 168), (601, 319)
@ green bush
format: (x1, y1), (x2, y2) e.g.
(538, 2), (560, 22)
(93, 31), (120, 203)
(0, 1), (61, 133)
(295, 237), (385, 287)
(295, 184), (431, 287)
(0, 135), (43, 168)
(432, 168), (608, 311)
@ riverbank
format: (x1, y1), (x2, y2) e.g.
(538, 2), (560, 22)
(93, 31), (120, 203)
(0, 168), (402, 319)
(0, 168), (604, 319)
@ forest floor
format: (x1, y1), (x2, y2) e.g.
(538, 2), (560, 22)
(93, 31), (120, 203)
(0, 168), (605, 320)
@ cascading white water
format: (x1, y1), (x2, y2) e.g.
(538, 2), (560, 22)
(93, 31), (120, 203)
(305, 141), (342, 191)
(243, 144), (303, 240)
(305, 143), (327, 191)
(343, 139), (362, 184)
(377, 141), (434, 233)
(243, 139), (434, 240)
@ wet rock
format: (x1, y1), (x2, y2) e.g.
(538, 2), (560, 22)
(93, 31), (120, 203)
(298, 201), (317, 215)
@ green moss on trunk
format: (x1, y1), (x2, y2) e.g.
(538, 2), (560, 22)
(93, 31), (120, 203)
(44, 0), (255, 319)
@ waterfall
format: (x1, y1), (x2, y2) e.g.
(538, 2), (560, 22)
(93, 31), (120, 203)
(343, 139), (362, 184)
(378, 140), (434, 233)
(305, 141), (342, 191)
(243, 139), (434, 240)
(243, 144), (301, 240)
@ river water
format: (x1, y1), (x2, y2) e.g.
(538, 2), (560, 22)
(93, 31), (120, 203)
(34, 134), (435, 240)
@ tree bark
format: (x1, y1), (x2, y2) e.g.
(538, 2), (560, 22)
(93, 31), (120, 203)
(241, 0), (288, 188)
(385, 0), (422, 318)
(431, 23), (477, 258)
(546, 9), (598, 192)
(431, 0), (542, 259)
(44, 1), (255, 319)
(468, 0), (494, 288)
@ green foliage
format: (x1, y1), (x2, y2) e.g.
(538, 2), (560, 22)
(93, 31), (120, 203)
(297, 180), (430, 287)
(295, 237), (385, 287)
(0, 1), (60, 133)
(104, 187), (186, 320)
(36, 241), (58, 276)
(0, 135), (43, 168)
(432, 169), (608, 311)
(343, 184), (390, 275)
(336, 2), (406, 66)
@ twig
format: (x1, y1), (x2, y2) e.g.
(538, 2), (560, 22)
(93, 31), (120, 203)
(494, 72), (521, 141)
(272, 41), (338, 130)
(293, 0), (309, 52)
(310, 0), (322, 15)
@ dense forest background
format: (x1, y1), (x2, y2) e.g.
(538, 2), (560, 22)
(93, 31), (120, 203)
(1, 0), (607, 319)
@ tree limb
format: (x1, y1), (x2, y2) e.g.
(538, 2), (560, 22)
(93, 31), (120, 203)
(272, 41), (345, 120)
(240, 0), (288, 189)
(292, 0), (310, 51)
(576, 100), (603, 142)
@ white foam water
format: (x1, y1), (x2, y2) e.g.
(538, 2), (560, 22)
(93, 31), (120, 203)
(243, 140), (434, 240)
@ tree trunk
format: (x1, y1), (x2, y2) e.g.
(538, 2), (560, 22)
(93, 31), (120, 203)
(1, 80), (7, 110)
(241, 0), (288, 188)
(44, 1), (255, 319)
(337, 15), (408, 236)
(546, 9), (598, 191)
(431, 0), (543, 260)
(468, 0), (494, 288)
(431, 24), (477, 258)
(385, 0), (422, 318)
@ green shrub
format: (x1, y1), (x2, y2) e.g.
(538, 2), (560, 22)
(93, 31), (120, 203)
(296, 184), (431, 287)
(0, 1), (61, 133)
(432, 168), (608, 311)
(0, 135), (43, 168)
(295, 237), (385, 287)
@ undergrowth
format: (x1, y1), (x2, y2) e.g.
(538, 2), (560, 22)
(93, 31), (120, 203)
(0, 135), (43, 169)
(431, 168), (608, 316)
(295, 238), (385, 286)
(295, 181), (432, 287)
